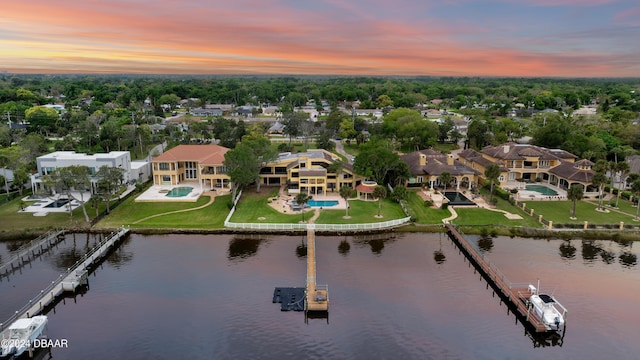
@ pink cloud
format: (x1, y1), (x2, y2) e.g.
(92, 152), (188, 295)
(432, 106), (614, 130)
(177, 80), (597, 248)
(1, 0), (637, 77)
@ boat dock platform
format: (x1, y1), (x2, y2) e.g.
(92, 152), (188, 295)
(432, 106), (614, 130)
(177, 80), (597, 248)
(0, 229), (66, 281)
(444, 224), (565, 333)
(0, 227), (130, 334)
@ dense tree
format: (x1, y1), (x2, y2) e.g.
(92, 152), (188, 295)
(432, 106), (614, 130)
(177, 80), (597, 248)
(25, 106), (59, 134)
(438, 171), (452, 193)
(224, 143), (259, 200)
(591, 172), (607, 211)
(42, 165), (91, 222)
(282, 111), (308, 145)
(390, 185), (409, 203)
(353, 139), (404, 185)
(95, 166), (125, 214)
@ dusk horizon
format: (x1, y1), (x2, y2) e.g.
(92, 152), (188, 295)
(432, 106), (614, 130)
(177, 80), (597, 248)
(2, 0), (639, 77)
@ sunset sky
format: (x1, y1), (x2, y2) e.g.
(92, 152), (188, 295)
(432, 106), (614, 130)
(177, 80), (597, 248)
(1, 0), (639, 77)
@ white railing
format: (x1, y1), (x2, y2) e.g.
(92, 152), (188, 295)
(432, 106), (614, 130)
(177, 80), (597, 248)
(224, 217), (411, 231)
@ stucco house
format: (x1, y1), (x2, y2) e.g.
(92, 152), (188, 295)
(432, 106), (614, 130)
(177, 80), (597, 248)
(151, 144), (231, 190)
(401, 149), (479, 191)
(259, 150), (363, 195)
(458, 143), (596, 194)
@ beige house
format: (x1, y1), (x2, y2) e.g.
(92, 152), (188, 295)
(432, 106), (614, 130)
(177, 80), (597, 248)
(458, 143), (596, 193)
(259, 150), (363, 195)
(151, 144), (231, 190)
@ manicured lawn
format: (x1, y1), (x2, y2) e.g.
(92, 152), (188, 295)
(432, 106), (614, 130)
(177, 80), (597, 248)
(0, 195), (108, 232)
(230, 191), (302, 223)
(405, 191), (450, 224)
(519, 200), (636, 225)
(96, 195), (229, 228)
(315, 199), (406, 224)
(133, 195), (231, 229)
(453, 207), (539, 227)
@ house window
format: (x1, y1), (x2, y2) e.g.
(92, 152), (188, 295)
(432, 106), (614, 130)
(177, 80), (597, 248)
(185, 161), (198, 179)
(509, 160), (516, 168)
(159, 163), (169, 170)
(499, 175), (505, 182)
(417, 176), (423, 183)
(509, 173), (516, 180)
(161, 175), (171, 184)
(217, 166), (227, 174)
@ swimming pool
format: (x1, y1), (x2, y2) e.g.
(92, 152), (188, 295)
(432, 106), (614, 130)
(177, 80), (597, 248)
(166, 187), (194, 197)
(308, 200), (339, 207)
(525, 185), (558, 196)
(45, 199), (70, 208)
(443, 192), (475, 206)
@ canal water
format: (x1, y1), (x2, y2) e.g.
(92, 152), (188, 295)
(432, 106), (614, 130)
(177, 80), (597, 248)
(1, 232), (638, 360)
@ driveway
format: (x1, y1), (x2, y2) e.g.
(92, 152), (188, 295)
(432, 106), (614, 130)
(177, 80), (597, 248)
(331, 140), (353, 164)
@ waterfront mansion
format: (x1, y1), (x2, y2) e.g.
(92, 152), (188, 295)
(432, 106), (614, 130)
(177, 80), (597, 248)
(151, 144), (231, 189)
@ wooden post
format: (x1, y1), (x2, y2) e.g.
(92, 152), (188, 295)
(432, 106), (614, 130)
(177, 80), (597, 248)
(548, 221), (553, 229)
(584, 221), (588, 229)
(620, 221), (624, 230)
(530, 208), (534, 216)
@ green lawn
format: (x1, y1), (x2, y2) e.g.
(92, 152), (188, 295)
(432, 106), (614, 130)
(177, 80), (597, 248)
(95, 194), (230, 229)
(405, 191), (450, 224)
(520, 200), (636, 225)
(315, 198), (406, 224)
(0, 194), (108, 232)
(229, 191), (302, 223)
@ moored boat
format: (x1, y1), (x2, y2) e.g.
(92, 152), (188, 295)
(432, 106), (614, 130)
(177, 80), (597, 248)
(527, 284), (567, 331)
(0, 316), (48, 358)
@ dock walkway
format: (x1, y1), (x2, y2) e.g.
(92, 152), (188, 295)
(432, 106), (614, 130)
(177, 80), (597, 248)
(0, 227), (130, 333)
(0, 229), (65, 280)
(444, 224), (563, 332)
(305, 225), (328, 313)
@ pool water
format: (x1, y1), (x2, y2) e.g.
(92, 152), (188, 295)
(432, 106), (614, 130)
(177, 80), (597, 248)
(525, 184), (558, 196)
(307, 200), (339, 207)
(165, 187), (194, 197)
(443, 191), (475, 206)
(45, 199), (70, 208)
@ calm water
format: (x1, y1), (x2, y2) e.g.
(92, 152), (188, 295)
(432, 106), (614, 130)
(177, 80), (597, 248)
(1, 232), (638, 360)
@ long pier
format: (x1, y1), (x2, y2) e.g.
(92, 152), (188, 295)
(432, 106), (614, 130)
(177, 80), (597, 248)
(304, 226), (328, 313)
(0, 229), (66, 281)
(444, 224), (565, 333)
(0, 227), (130, 333)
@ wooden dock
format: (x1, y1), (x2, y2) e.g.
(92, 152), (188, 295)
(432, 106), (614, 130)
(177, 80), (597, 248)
(304, 225), (328, 313)
(444, 224), (564, 333)
(0, 227), (130, 333)
(0, 229), (66, 281)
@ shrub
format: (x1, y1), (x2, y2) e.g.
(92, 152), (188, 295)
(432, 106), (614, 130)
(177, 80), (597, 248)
(424, 200), (434, 207)
(441, 202), (448, 210)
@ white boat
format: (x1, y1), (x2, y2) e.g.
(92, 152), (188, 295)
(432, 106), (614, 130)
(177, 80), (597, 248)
(0, 316), (48, 358)
(527, 284), (567, 331)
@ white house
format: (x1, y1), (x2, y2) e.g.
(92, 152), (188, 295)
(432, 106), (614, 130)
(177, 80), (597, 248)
(31, 151), (132, 194)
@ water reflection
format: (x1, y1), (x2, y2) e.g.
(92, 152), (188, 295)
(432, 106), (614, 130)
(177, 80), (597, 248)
(477, 236), (494, 253)
(49, 233), (98, 271)
(434, 237), (446, 264)
(352, 233), (397, 255)
(227, 235), (267, 260)
(578, 240), (637, 268)
(105, 237), (134, 269)
(295, 238), (307, 258)
(338, 240), (350, 256)
(559, 241), (577, 259)
(619, 252), (637, 267)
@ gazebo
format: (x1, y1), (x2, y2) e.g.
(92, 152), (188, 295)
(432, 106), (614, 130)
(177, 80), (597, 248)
(356, 181), (377, 201)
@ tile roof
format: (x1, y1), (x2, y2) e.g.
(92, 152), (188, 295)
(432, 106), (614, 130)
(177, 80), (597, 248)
(401, 149), (478, 177)
(152, 144), (229, 165)
(549, 162), (595, 183)
(482, 142), (577, 161)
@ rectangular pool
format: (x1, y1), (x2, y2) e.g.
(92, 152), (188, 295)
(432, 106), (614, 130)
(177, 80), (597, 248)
(308, 200), (339, 207)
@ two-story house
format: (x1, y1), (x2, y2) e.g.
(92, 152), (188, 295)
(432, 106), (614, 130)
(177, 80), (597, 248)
(151, 144), (231, 190)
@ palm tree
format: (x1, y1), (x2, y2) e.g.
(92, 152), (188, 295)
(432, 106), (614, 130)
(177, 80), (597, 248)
(339, 185), (352, 218)
(484, 164), (501, 204)
(567, 184), (583, 220)
(615, 161), (630, 208)
(372, 185), (387, 217)
(591, 172), (607, 211)
(295, 193), (311, 223)
(438, 171), (452, 195)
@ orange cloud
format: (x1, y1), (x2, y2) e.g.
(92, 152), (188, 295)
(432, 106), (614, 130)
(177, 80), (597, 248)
(0, 0), (638, 77)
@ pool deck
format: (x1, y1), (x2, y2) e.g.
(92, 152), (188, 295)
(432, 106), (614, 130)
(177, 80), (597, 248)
(135, 182), (229, 202)
(20, 192), (91, 215)
(268, 187), (347, 214)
